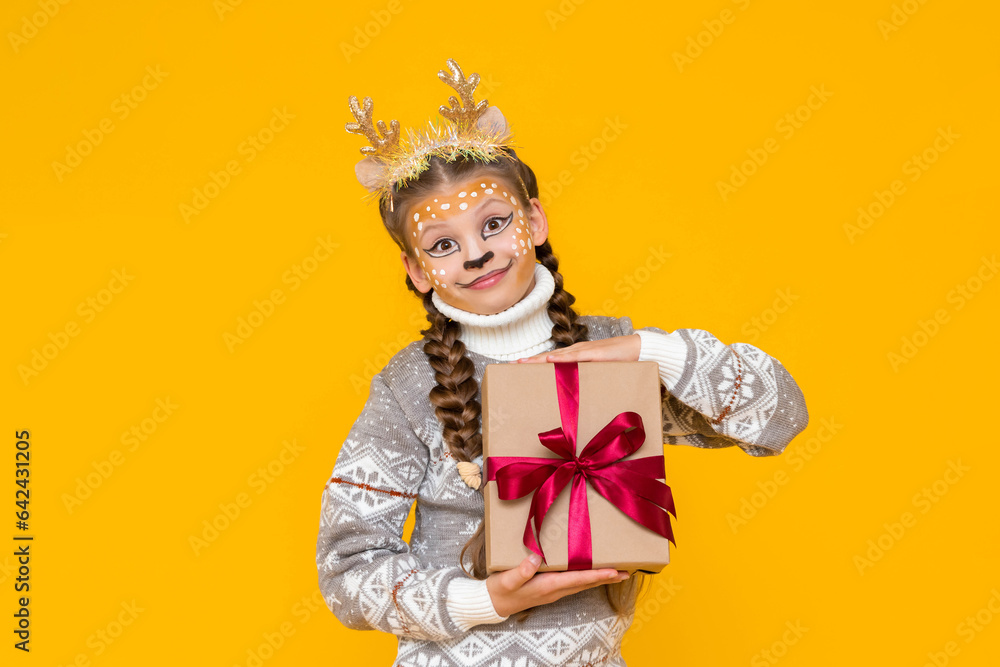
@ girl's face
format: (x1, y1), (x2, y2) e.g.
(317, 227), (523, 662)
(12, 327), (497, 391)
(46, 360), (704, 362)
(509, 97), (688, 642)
(400, 174), (549, 315)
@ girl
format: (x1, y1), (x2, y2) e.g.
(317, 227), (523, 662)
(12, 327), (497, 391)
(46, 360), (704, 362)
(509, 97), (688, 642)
(317, 59), (809, 667)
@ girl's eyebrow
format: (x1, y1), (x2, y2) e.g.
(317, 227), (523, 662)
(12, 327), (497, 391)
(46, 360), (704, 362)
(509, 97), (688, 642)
(418, 220), (447, 242)
(418, 196), (507, 243)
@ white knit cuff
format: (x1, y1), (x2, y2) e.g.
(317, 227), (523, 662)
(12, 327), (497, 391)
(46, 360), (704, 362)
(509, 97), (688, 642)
(635, 329), (688, 392)
(446, 577), (508, 632)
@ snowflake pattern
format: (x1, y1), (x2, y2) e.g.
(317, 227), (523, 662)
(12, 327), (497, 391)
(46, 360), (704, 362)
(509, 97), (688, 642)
(717, 362), (755, 403)
(622, 320), (808, 456)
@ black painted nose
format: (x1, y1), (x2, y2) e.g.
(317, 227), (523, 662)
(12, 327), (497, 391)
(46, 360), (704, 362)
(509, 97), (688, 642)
(465, 250), (494, 270)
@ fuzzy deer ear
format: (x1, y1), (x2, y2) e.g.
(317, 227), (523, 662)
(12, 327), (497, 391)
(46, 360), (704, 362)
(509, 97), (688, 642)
(354, 156), (386, 192)
(476, 105), (510, 138)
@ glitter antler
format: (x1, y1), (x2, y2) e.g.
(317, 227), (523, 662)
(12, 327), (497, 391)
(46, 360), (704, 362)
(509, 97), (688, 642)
(346, 95), (400, 158)
(345, 59), (513, 205)
(437, 58), (488, 132)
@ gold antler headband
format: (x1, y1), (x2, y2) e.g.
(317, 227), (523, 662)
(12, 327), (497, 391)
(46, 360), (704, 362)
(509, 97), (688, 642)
(346, 58), (515, 211)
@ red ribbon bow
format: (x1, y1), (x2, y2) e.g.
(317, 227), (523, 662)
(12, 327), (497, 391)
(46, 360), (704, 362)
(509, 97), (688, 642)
(484, 362), (676, 570)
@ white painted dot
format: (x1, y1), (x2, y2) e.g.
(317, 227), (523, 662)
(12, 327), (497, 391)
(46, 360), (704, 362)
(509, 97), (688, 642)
(414, 213), (420, 222)
(459, 202), (468, 210)
(470, 191), (477, 197)
(518, 209), (523, 217)
(511, 243), (517, 249)
(434, 279), (440, 285)
(511, 234), (517, 239)
(421, 261), (425, 266)
(413, 231), (416, 236)
(492, 183), (497, 188)
(426, 206), (431, 211)
(417, 222), (423, 231)
(510, 196), (516, 204)
(481, 183), (486, 188)
(520, 239), (525, 247)
(442, 283), (448, 288)
(440, 270), (446, 275)
(502, 191), (507, 197)
(431, 214), (436, 219)
(432, 269), (437, 275)
(458, 192), (467, 197)
(515, 251), (519, 256)
(434, 199), (438, 202)
(441, 203), (450, 210)
(516, 227), (523, 233)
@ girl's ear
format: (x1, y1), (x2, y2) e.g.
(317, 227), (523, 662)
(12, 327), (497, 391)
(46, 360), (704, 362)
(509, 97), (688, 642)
(400, 250), (432, 293)
(526, 196), (549, 248)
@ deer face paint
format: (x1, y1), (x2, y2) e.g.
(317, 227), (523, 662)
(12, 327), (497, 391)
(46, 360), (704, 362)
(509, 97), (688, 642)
(405, 175), (538, 315)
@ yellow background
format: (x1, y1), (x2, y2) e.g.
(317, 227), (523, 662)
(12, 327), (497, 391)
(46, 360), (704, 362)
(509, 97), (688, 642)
(3, 0), (998, 665)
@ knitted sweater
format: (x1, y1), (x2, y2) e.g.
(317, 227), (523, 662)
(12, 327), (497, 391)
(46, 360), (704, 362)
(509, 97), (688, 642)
(316, 263), (809, 667)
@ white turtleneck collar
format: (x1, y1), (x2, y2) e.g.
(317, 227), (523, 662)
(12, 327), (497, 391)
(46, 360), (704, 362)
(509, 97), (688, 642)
(431, 262), (557, 361)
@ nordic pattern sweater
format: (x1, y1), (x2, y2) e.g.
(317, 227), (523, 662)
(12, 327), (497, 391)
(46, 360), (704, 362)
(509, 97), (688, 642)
(316, 269), (809, 666)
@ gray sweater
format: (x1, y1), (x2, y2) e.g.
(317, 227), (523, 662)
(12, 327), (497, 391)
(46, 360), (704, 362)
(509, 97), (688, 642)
(316, 310), (809, 667)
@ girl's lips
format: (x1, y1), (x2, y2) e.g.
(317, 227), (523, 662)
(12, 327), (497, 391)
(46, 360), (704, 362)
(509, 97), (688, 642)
(461, 260), (513, 289)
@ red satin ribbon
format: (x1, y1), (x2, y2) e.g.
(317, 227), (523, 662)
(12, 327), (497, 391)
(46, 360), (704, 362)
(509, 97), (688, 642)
(484, 362), (676, 570)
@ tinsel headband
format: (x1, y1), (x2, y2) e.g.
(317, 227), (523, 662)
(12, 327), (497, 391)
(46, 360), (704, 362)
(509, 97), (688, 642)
(346, 58), (516, 212)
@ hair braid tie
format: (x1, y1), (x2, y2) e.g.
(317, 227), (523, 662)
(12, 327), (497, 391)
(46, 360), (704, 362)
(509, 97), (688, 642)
(456, 461), (482, 490)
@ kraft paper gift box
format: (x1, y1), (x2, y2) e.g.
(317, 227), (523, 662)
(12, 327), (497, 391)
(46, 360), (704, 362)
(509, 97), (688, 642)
(482, 360), (676, 575)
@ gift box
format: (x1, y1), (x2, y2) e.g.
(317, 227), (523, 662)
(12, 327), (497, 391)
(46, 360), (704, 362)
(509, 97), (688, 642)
(482, 360), (675, 575)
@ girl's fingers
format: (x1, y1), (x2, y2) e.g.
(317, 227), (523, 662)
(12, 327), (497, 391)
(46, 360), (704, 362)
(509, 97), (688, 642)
(561, 570), (629, 594)
(559, 581), (616, 599)
(512, 335), (638, 364)
(534, 572), (624, 604)
(491, 565), (627, 615)
(529, 568), (620, 595)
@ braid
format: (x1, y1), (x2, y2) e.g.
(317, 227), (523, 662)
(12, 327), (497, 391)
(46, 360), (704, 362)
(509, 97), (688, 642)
(534, 240), (588, 347)
(419, 291), (483, 463)
(408, 279), (488, 578)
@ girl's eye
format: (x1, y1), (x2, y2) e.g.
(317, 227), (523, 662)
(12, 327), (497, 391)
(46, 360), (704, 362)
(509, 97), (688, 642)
(426, 239), (456, 257)
(425, 213), (514, 258)
(484, 213), (514, 236)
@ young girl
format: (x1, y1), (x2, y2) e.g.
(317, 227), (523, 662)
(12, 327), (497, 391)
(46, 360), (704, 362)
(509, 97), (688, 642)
(317, 59), (809, 667)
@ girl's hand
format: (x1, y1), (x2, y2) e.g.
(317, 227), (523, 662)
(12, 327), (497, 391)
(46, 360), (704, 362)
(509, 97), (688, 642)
(511, 334), (641, 364)
(485, 554), (630, 617)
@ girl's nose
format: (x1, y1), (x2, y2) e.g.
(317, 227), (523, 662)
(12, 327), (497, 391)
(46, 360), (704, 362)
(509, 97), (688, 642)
(465, 250), (494, 271)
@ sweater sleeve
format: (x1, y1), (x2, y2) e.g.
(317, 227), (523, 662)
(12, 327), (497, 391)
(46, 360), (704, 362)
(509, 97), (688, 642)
(615, 316), (809, 457)
(316, 372), (507, 640)
(446, 577), (508, 631)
